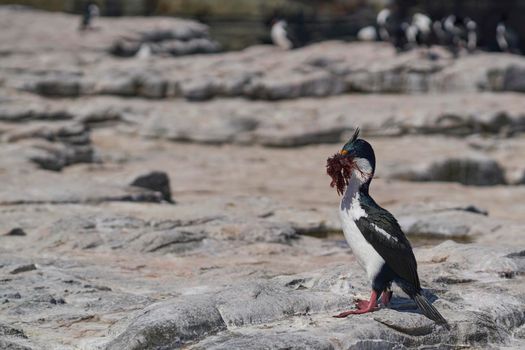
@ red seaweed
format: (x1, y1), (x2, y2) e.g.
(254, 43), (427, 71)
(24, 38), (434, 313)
(326, 153), (357, 196)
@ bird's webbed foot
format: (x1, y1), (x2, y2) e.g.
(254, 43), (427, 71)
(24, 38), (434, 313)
(333, 290), (379, 318)
(355, 299), (371, 310)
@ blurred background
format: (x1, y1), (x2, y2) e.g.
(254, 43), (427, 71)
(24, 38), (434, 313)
(2, 0), (525, 50)
(1, 1), (525, 349)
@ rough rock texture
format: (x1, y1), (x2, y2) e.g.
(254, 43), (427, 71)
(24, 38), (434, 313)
(4, 43), (525, 101)
(0, 6), (219, 57)
(1, 7), (525, 350)
(105, 241), (525, 350)
(2, 8), (525, 101)
(2, 93), (525, 148)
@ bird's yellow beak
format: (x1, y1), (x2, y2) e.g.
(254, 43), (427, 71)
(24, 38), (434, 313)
(339, 149), (348, 155)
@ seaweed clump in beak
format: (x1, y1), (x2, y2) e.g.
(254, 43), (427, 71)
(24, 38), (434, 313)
(326, 152), (357, 196)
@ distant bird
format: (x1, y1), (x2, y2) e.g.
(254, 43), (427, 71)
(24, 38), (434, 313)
(79, 1), (100, 31)
(271, 20), (294, 50)
(412, 13), (432, 45)
(404, 22), (418, 48)
(432, 15), (476, 54)
(432, 19), (448, 45)
(326, 129), (449, 327)
(496, 16), (521, 54)
(376, 9), (391, 42)
(440, 15), (474, 55)
(443, 15), (461, 47)
(357, 26), (378, 41)
(391, 22), (410, 51)
(400, 13), (432, 49)
(357, 9), (392, 43)
(465, 18), (478, 52)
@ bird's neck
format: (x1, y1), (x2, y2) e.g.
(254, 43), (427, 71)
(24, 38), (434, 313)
(340, 171), (372, 211)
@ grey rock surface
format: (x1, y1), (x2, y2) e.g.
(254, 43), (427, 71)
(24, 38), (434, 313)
(3, 93), (525, 149)
(0, 6), (219, 57)
(5, 43), (525, 100)
(105, 241), (525, 350)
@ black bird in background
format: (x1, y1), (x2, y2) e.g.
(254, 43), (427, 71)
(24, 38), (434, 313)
(496, 14), (521, 54)
(79, 1), (100, 31)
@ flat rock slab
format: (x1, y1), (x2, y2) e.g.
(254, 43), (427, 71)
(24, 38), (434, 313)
(2, 92), (525, 145)
(0, 6), (217, 55)
(0, 164), (165, 205)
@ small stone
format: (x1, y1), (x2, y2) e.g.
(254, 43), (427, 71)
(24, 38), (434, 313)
(9, 264), (37, 275)
(4, 228), (26, 236)
(49, 297), (66, 305)
(3, 292), (22, 299)
(130, 171), (173, 203)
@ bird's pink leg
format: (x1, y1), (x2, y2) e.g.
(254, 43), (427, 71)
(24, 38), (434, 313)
(381, 290), (393, 307)
(333, 290), (379, 318)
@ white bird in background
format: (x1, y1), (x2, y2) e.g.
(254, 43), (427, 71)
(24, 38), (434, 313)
(412, 13), (432, 36)
(496, 23), (509, 52)
(80, 2), (100, 31)
(271, 20), (293, 50)
(357, 26), (378, 41)
(376, 9), (391, 41)
(496, 17), (521, 54)
(443, 15), (461, 46)
(404, 23), (418, 47)
(89, 3), (100, 18)
(466, 18), (477, 52)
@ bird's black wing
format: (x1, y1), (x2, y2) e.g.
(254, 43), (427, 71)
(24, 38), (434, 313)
(355, 199), (421, 291)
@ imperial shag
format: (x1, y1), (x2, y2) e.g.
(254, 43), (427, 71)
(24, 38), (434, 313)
(271, 20), (294, 50)
(79, 1), (100, 31)
(496, 15), (521, 54)
(326, 129), (448, 327)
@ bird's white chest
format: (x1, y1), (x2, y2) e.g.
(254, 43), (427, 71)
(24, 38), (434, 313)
(271, 24), (292, 49)
(496, 25), (508, 50)
(339, 184), (385, 283)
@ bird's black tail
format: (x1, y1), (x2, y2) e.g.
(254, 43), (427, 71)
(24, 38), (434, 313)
(413, 293), (450, 329)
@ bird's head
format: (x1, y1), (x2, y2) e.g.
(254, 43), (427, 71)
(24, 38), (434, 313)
(271, 19), (287, 27)
(88, 4), (100, 17)
(326, 128), (376, 195)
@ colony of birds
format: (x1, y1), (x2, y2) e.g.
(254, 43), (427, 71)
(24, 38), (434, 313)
(271, 8), (521, 56)
(357, 9), (521, 55)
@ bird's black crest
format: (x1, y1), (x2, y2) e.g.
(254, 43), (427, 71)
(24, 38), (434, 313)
(349, 127), (360, 143)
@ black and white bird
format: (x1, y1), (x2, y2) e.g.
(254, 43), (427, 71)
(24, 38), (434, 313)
(496, 16), (521, 54)
(443, 15), (462, 53)
(79, 1), (100, 31)
(357, 8), (392, 43)
(327, 129), (448, 327)
(356, 25), (378, 42)
(271, 19), (294, 50)
(411, 13), (432, 46)
(465, 17), (478, 53)
(376, 9), (391, 42)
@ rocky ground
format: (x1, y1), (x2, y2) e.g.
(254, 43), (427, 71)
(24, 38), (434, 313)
(0, 7), (524, 350)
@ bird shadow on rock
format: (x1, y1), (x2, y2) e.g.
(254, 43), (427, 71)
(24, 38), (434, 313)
(387, 289), (440, 314)
(373, 292), (446, 336)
